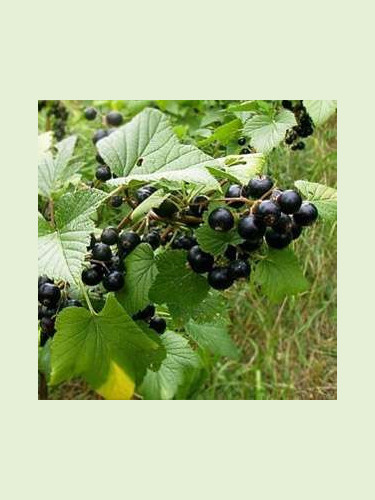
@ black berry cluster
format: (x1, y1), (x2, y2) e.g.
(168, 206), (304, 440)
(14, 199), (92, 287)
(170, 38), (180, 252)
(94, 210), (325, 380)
(132, 304), (167, 335)
(83, 106), (124, 145)
(237, 136), (254, 155)
(45, 100), (69, 141)
(38, 276), (82, 346)
(282, 100), (315, 150)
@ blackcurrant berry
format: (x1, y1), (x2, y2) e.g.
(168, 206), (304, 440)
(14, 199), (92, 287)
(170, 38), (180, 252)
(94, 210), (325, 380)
(101, 227), (119, 246)
(132, 304), (156, 321)
(106, 111), (123, 127)
(40, 316), (56, 335)
(291, 141), (306, 150)
(38, 275), (53, 288)
(96, 153), (105, 164)
(153, 198), (179, 218)
(135, 186), (156, 203)
(172, 235), (196, 250)
(208, 207), (234, 232)
(87, 233), (98, 251)
(84, 107), (97, 120)
(282, 100), (293, 110)
(65, 299), (83, 308)
(226, 184), (245, 208)
(118, 231), (141, 253)
(142, 231), (161, 250)
(254, 200), (281, 226)
(272, 213), (293, 234)
(238, 215), (266, 240)
(265, 229), (292, 249)
(189, 195), (209, 217)
(92, 242), (112, 262)
(38, 283), (61, 307)
(228, 260), (251, 280)
(108, 254), (125, 272)
(103, 271), (125, 291)
(110, 196), (123, 208)
(224, 245), (237, 261)
(247, 176), (274, 199)
(240, 148), (251, 155)
(285, 129), (298, 145)
(92, 129), (108, 144)
(291, 222), (303, 240)
(293, 202), (318, 226)
(95, 165), (111, 181)
(149, 316), (167, 334)
(238, 137), (247, 146)
(187, 245), (214, 274)
(277, 190), (302, 214)
(81, 266), (103, 286)
(207, 267), (234, 290)
(239, 239), (263, 253)
(270, 189), (284, 203)
(38, 304), (57, 318)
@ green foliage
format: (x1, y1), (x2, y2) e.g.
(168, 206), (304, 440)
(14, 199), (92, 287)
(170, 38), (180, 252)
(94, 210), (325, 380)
(116, 244), (158, 315)
(38, 189), (108, 285)
(51, 295), (162, 390)
(186, 320), (240, 359)
(303, 100), (337, 125)
(139, 331), (200, 400)
(253, 249), (309, 303)
(195, 222), (243, 256)
(168, 290), (230, 327)
(295, 180), (337, 222)
(198, 119), (242, 146)
(149, 250), (209, 307)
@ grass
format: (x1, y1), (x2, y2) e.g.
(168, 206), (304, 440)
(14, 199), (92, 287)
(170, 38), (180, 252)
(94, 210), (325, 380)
(43, 104), (337, 400)
(197, 119), (337, 400)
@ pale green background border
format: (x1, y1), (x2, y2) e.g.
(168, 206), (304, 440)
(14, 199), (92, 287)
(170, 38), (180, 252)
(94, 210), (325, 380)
(3, 0), (372, 497)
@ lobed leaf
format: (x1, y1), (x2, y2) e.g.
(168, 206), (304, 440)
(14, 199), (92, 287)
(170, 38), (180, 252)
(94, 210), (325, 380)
(295, 180), (337, 222)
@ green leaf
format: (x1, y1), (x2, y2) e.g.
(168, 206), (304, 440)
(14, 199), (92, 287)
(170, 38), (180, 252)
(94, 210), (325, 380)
(207, 152), (264, 185)
(38, 189), (108, 285)
(116, 244), (158, 315)
(295, 180), (337, 221)
(38, 135), (81, 198)
(149, 250), (209, 307)
(253, 249), (309, 303)
(186, 320), (239, 359)
(303, 100), (337, 125)
(169, 290), (230, 327)
(97, 108), (218, 186)
(51, 294), (162, 399)
(195, 223), (243, 256)
(243, 110), (297, 153)
(130, 189), (169, 223)
(198, 119), (242, 146)
(38, 132), (53, 159)
(139, 331), (200, 400)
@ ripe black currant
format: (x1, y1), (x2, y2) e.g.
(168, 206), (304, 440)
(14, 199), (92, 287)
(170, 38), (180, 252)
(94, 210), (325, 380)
(285, 129), (298, 145)
(92, 242), (112, 261)
(101, 227), (119, 246)
(265, 229), (292, 249)
(38, 283), (61, 307)
(142, 231), (161, 250)
(228, 260), (251, 280)
(224, 245), (237, 261)
(119, 231), (141, 253)
(103, 271), (125, 291)
(108, 255), (125, 272)
(247, 176), (274, 198)
(225, 184), (245, 208)
(106, 111), (123, 127)
(240, 148), (251, 155)
(110, 196), (123, 207)
(95, 165), (111, 181)
(238, 215), (266, 240)
(87, 233), (98, 251)
(92, 129), (108, 144)
(172, 235), (196, 250)
(84, 107), (97, 120)
(81, 266), (103, 286)
(277, 190), (302, 214)
(65, 299), (83, 308)
(38, 304), (57, 318)
(238, 137), (247, 146)
(153, 198), (179, 218)
(189, 195), (209, 217)
(38, 275), (53, 288)
(239, 238), (263, 253)
(291, 222), (303, 240)
(207, 267), (234, 290)
(40, 317), (56, 336)
(132, 304), (156, 321)
(293, 202), (318, 226)
(272, 213), (293, 234)
(253, 200), (281, 226)
(135, 185), (156, 203)
(187, 245), (214, 274)
(96, 153), (105, 164)
(208, 207), (234, 232)
(291, 141), (306, 150)
(149, 316), (167, 334)
(282, 100), (293, 110)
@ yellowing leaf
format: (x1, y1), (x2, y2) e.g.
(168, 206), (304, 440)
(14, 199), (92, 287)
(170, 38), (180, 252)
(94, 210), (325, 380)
(97, 362), (135, 400)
